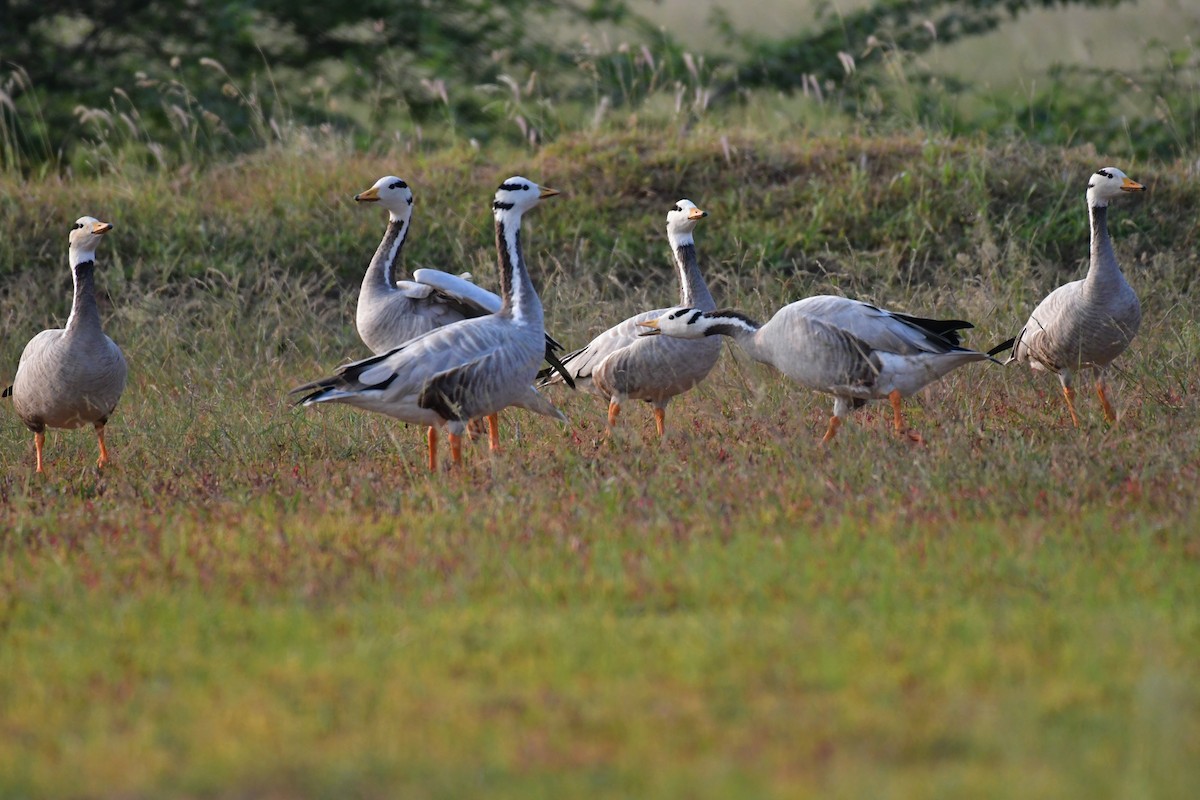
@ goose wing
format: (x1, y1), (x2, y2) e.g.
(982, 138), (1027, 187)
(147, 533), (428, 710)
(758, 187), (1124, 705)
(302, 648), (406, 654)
(1010, 280), (1084, 369)
(416, 268), (569, 379)
(760, 307), (882, 396)
(412, 268), (502, 316)
(793, 296), (972, 355)
(293, 319), (499, 404)
(539, 307), (667, 386)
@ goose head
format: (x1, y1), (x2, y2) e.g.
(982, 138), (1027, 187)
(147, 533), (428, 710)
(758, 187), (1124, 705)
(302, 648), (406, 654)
(666, 199), (707, 246)
(1087, 167), (1145, 207)
(492, 176), (557, 217)
(68, 216), (113, 264)
(355, 176), (414, 222)
(638, 307), (709, 338)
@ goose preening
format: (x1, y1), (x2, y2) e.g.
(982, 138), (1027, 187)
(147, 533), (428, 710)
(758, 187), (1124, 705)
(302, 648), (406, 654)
(639, 296), (995, 442)
(1002, 167), (1146, 425)
(4, 217), (128, 473)
(539, 199), (719, 436)
(354, 176), (571, 372)
(292, 177), (565, 470)
(353, 175), (572, 445)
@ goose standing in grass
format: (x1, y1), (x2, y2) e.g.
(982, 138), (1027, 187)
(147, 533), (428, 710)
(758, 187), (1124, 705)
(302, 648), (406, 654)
(353, 175), (572, 443)
(540, 199), (719, 436)
(4, 217), (127, 473)
(639, 297), (995, 443)
(1002, 167), (1146, 425)
(354, 175), (570, 369)
(292, 177), (564, 470)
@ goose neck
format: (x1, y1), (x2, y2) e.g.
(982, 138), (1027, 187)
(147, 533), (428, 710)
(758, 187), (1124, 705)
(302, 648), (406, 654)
(1085, 202), (1122, 292)
(670, 235), (714, 311)
(364, 218), (409, 292)
(64, 251), (101, 335)
(495, 210), (542, 327)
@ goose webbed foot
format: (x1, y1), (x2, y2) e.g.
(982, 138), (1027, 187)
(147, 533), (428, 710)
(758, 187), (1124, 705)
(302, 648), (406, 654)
(820, 416), (841, 445)
(888, 390), (924, 445)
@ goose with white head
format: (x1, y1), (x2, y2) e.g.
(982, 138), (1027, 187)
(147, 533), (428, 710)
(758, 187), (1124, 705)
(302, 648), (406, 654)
(352, 175), (571, 377)
(540, 199), (720, 436)
(292, 177), (565, 470)
(1000, 166), (1146, 425)
(639, 296), (997, 443)
(5, 216), (128, 473)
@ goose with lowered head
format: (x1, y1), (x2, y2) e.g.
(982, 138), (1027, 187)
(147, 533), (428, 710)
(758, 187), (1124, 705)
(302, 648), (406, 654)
(639, 296), (996, 443)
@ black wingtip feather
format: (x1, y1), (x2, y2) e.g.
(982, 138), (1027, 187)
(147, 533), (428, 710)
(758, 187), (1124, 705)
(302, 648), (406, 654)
(2, 385), (11, 398)
(986, 337), (1016, 358)
(542, 347), (576, 389)
(889, 312), (974, 347)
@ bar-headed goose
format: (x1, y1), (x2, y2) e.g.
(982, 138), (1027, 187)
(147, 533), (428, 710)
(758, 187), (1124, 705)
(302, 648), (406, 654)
(1003, 167), (1146, 425)
(639, 296), (994, 442)
(353, 175), (571, 379)
(540, 199), (718, 436)
(5, 217), (128, 472)
(292, 177), (564, 470)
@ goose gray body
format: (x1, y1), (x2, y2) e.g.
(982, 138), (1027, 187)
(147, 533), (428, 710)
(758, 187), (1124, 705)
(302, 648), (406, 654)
(353, 175), (570, 391)
(1007, 167), (1145, 425)
(7, 217), (127, 471)
(293, 177), (563, 469)
(543, 200), (720, 435)
(641, 297), (992, 442)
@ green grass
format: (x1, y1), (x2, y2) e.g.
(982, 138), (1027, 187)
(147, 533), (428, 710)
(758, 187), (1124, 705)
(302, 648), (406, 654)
(2, 130), (1200, 798)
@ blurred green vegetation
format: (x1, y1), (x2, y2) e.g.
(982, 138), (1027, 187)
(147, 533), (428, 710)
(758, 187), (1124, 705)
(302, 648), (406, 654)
(2, 0), (1197, 173)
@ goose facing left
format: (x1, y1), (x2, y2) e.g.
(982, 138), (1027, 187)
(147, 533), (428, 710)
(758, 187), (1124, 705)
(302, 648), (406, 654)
(292, 177), (563, 470)
(5, 217), (128, 473)
(639, 297), (994, 443)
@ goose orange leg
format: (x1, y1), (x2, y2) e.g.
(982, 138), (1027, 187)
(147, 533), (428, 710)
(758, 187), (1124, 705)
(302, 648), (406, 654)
(95, 424), (111, 469)
(889, 390), (905, 434)
(1062, 385), (1081, 427)
(889, 390), (923, 444)
(1096, 380), (1117, 423)
(653, 407), (666, 437)
(427, 427), (439, 472)
(607, 400), (621, 429)
(34, 431), (46, 474)
(820, 416), (841, 444)
(448, 432), (463, 468)
(487, 414), (501, 453)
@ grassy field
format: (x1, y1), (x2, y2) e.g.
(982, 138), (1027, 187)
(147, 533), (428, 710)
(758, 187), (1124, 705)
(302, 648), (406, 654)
(2, 128), (1200, 797)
